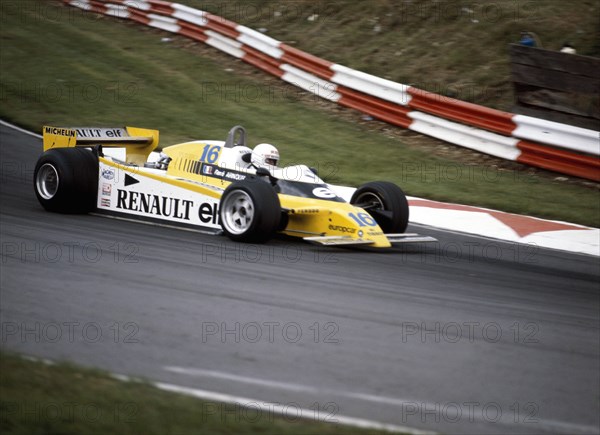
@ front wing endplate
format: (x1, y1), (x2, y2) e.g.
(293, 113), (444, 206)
(385, 233), (438, 244)
(304, 233), (437, 246)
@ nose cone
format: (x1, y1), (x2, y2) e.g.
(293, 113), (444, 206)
(329, 206), (392, 248)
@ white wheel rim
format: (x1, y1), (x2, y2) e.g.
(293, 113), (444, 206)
(36, 163), (59, 200)
(221, 190), (255, 235)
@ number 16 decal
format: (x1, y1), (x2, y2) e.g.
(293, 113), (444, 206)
(199, 144), (222, 164)
(348, 212), (376, 227)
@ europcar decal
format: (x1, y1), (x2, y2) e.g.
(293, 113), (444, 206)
(329, 224), (357, 234)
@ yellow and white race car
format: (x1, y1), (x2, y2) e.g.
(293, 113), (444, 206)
(34, 125), (435, 248)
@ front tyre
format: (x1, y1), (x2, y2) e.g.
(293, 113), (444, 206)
(350, 181), (409, 233)
(219, 180), (281, 243)
(33, 148), (98, 213)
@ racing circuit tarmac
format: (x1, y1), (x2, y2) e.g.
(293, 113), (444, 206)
(1, 122), (599, 434)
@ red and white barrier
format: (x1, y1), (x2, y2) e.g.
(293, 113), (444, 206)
(512, 115), (600, 155)
(64, 0), (600, 181)
(407, 112), (522, 161)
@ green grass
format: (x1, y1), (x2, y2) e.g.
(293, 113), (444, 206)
(0, 0), (598, 227)
(179, 0), (600, 109)
(0, 352), (395, 435)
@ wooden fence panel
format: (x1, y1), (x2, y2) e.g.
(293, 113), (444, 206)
(509, 44), (600, 130)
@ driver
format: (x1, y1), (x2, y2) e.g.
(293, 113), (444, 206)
(251, 143), (279, 170)
(230, 145), (253, 170)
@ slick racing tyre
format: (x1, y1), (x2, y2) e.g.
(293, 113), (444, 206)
(34, 148), (98, 213)
(219, 180), (281, 243)
(350, 181), (409, 233)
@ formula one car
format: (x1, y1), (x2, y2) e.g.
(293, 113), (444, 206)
(34, 125), (435, 248)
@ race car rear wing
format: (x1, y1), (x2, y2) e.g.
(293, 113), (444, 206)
(42, 126), (159, 166)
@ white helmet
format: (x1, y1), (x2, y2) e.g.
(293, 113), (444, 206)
(230, 145), (253, 169)
(251, 143), (279, 169)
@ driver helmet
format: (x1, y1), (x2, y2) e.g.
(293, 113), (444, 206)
(230, 145), (253, 169)
(251, 143), (279, 169)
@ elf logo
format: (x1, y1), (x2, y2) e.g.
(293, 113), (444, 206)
(198, 202), (219, 225)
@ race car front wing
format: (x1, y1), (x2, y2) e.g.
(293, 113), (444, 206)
(304, 233), (437, 247)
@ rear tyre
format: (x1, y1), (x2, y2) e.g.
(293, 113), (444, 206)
(219, 180), (281, 243)
(350, 181), (409, 233)
(33, 148), (98, 213)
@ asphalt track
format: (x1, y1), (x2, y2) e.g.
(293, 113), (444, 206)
(1, 122), (599, 434)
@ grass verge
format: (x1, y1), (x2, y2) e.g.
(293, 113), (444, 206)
(0, 352), (396, 435)
(0, 0), (598, 227)
(176, 0), (600, 110)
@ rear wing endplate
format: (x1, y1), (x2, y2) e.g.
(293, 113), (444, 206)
(42, 126), (159, 166)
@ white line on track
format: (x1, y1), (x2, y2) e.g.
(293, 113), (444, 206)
(154, 380), (435, 434)
(165, 365), (600, 435)
(164, 365), (430, 409)
(165, 366), (323, 394)
(16, 354), (434, 434)
(0, 119), (42, 139)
